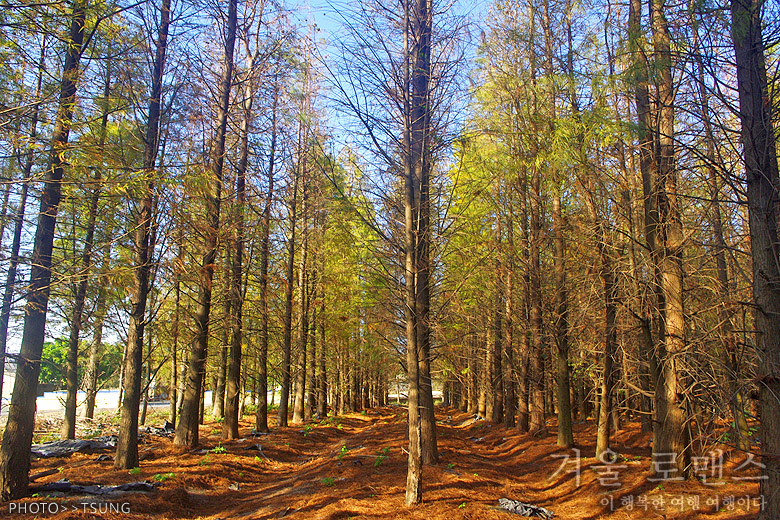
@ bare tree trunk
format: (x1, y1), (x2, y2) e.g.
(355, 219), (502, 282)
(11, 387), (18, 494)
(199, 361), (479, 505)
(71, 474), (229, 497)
(317, 294), (327, 417)
(650, 0), (690, 478)
(224, 56), (254, 439)
(553, 195), (573, 448)
(730, 0), (780, 515)
(628, 0), (659, 436)
(83, 233), (111, 419)
(0, 0), (86, 498)
(255, 79), (278, 433)
(292, 176), (309, 424)
(174, 0), (236, 447)
(404, 0), (433, 502)
(62, 58), (109, 438)
(529, 165), (545, 432)
(115, 0), (171, 467)
(278, 149), (299, 428)
(168, 240), (180, 426)
(306, 282), (317, 420)
(503, 262), (516, 428)
(214, 298), (229, 419)
(490, 274), (503, 424)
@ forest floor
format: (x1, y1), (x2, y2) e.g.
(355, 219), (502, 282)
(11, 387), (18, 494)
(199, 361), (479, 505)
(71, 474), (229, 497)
(5, 405), (762, 519)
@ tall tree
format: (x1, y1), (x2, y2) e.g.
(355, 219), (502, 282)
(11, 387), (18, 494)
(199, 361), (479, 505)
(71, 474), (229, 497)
(116, 0), (172, 468)
(730, 0), (780, 515)
(175, 0), (238, 446)
(649, 0), (690, 477)
(0, 0), (88, 498)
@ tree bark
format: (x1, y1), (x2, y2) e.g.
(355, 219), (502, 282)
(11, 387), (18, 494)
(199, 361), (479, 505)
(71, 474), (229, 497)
(255, 82), (277, 433)
(62, 60), (109, 438)
(0, 0), (86, 498)
(650, 0), (690, 478)
(553, 195), (573, 448)
(115, 0), (171, 467)
(174, 0), (236, 447)
(277, 139), (300, 429)
(730, 0), (780, 515)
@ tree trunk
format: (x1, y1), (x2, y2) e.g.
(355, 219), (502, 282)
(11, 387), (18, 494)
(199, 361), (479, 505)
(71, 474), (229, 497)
(730, 0), (780, 515)
(62, 71), (107, 437)
(255, 80), (278, 433)
(292, 177), (309, 424)
(317, 296), (327, 417)
(214, 298), (229, 419)
(553, 195), (573, 448)
(174, 0), (236, 447)
(83, 234), (111, 419)
(224, 58), (254, 439)
(0, 0), (86, 498)
(278, 145), (299, 428)
(650, 0), (690, 478)
(115, 0), (171, 467)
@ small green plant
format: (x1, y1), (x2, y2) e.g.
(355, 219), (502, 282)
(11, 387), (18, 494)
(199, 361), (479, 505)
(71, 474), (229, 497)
(215, 416), (224, 423)
(374, 455), (386, 467)
(458, 503), (466, 509)
(655, 483), (665, 491)
(303, 424), (314, 436)
(254, 455), (262, 463)
(198, 456), (211, 466)
(153, 472), (175, 482)
(238, 471), (244, 478)
(321, 477), (336, 487)
(337, 424), (343, 430)
(361, 410), (367, 416)
(447, 463), (455, 469)
(338, 445), (350, 460)
(381, 447), (390, 455)
(211, 442), (227, 454)
(129, 467), (141, 476)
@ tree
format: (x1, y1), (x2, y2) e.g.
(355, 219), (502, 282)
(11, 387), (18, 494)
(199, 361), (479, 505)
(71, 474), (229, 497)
(116, 0), (172, 468)
(175, 0), (238, 447)
(0, 0), (88, 499)
(730, 0), (780, 515)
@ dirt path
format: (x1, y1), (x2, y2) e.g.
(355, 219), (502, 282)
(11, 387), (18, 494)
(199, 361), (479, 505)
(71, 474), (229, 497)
(8, 406), (761, 519)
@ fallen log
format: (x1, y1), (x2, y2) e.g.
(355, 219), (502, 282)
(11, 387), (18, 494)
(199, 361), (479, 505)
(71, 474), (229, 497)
(30, 478), (159, 496)
(31, 436), (118, 458)
(497, 498), (554, 519)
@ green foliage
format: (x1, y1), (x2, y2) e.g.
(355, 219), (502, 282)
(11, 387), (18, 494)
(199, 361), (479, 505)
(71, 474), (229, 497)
(337, 445), (349, 460)
(39, 338), (69, 389)
(38, 337), (123, 390)
(320, 477), (336, 487)
(152, 472), (175, 482)
(129, 467), (141, 476)
(211, 442), (227, 454)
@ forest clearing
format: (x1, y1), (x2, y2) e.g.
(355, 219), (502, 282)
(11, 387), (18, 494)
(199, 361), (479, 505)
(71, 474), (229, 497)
(5, 406), (764, 519)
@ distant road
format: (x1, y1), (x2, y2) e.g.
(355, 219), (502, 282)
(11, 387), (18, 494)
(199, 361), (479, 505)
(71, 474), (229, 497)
(0, 389), (210, 420)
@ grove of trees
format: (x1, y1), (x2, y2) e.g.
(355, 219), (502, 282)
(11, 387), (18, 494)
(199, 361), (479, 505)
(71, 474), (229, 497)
(0, 0), (777, 515)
